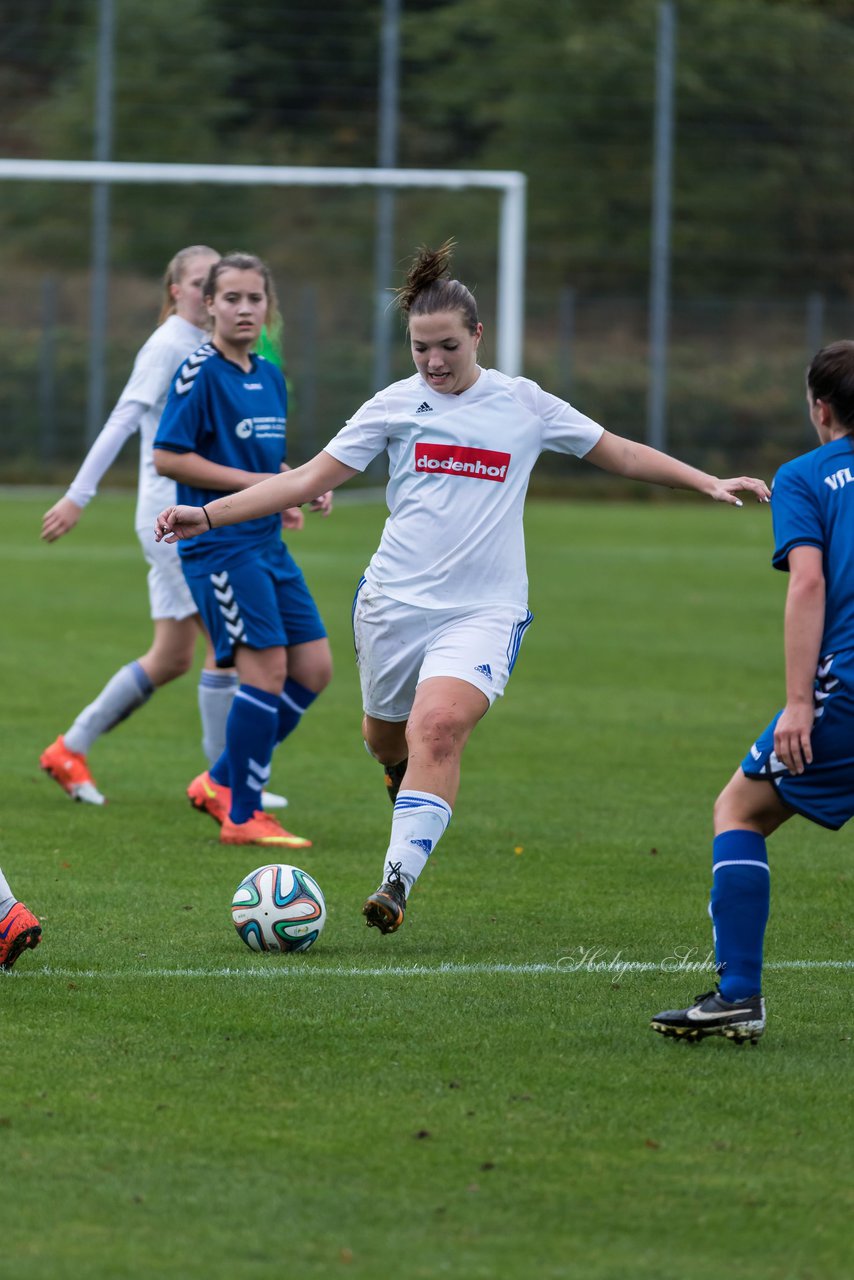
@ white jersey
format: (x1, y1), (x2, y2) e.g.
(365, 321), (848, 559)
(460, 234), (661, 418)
(120, 314), (209, 529)
(324, 367), (604, 609)
(66, 314), (208, 531)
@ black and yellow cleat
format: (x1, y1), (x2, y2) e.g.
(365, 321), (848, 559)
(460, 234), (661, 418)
(383, 759), (408, 805)
(651, 988), (766, 1045)
(362, 861), (407, 934)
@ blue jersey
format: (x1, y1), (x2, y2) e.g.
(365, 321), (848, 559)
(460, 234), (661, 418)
(154, 343), (288, 563)
(770, 436), (854, 658)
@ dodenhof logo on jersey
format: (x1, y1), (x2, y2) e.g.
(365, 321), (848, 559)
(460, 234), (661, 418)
(415, 442), (511, 482)
(235, 418), (254, 439)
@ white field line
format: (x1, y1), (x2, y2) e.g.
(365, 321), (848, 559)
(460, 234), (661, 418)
(7, 959), (852, 980)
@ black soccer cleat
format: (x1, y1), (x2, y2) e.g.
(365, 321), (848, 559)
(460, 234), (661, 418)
(651, 988), (766, 1045)
(383, 759), (408, 805)
(362, 861), (407, 934)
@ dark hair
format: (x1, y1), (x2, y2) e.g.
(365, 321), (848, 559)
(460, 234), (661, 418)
(807, 341), (854, 430)
(158, 244), (219, 324)
(203, 251), (280, 332)
(395, 239), (480, 334)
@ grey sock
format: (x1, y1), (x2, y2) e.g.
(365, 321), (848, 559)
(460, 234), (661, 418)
(0, 864), (15, 915)
(64, 661), (154, 754)
(198, 671), (238, 765)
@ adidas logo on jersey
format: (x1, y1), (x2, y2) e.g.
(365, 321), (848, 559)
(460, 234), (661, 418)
(415, 401), (433, 414)
(175, 343), (215, 396)
(474, 663), (493, 681)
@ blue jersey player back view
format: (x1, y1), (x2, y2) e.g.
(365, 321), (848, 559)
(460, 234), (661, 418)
(154, 252), (333, 848)
(652, 340), (854, 1044)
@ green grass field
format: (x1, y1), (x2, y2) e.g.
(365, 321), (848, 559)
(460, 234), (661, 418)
(1, 490), (851, 1279)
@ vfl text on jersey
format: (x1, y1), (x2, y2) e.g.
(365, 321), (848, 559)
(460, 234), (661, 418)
(824, 467), (854, 491)
(415, 442), (511, 482)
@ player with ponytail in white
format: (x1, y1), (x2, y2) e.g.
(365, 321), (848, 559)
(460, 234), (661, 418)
(156, 240), (769, 933)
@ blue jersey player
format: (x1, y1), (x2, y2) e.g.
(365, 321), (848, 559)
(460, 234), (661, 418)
(153, 252), (333, 848)
(652, 340), (854, 1044)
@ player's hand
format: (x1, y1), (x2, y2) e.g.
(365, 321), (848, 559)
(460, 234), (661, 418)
(308, 491), (333, 517)
(773, 702), (814, 774)
(154, 505), (208, 543)
(708, 476), (772, 507)
(281, 506), (305, 532)
(41, 496), (83, 542)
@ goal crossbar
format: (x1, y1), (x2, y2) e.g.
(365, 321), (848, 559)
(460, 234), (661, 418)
(0, 158), (527, 375)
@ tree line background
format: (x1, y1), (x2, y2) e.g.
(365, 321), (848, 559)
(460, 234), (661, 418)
(2, 0), (854, 485)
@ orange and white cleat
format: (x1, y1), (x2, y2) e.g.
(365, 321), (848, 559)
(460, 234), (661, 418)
(187, 770), (231, 825)
(39, 735), (105, 805)
(0, 902), (42, 970)
(220, 811), (312, 848)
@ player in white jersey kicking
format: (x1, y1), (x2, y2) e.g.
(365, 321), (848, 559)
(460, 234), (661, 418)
(155, 240), (770, 933)
(39, 245), (287, 810)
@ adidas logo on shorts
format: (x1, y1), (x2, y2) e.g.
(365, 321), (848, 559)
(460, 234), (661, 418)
(474, 663), (493, 681)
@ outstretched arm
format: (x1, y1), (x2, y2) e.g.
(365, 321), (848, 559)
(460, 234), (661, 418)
(42, 399), (146, 541)
(155, 450), (357, 542)
(585, 430), (771, 506)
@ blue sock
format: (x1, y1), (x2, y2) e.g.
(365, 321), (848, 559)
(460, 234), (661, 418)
(221, 684), (279, 824)
(710, 830), (770, 1002)
(276, 677), (318, 745)
(209, 749), (230, 789)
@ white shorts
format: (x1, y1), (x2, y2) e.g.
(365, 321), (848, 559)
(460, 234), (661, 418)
(136, 527), (198, 622)
(352, 582), (533, 722)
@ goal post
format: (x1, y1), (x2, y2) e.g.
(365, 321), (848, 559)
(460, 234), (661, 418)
(0, 158), (527, 376)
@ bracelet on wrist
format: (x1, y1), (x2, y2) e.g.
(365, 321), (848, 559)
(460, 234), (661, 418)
(202, 505), (213, 530)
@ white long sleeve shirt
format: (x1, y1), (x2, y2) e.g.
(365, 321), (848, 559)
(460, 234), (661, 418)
(66, 314), (208, 530)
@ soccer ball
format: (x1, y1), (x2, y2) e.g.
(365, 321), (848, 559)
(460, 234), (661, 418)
(231, 863), (326, 954)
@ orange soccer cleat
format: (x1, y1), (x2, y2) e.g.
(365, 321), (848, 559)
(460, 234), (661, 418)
(220, 811), (312, 848)
(0, 902), (42, 970)
(187, 770), (231, 825)
(39, 735), (105, 805)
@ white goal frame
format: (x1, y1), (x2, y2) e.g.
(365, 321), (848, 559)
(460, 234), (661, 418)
(0, 158), (527, 375)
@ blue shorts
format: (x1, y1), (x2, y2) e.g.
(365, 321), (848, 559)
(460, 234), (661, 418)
(182, 538), (326, 667)
(741, 651), (854, 830)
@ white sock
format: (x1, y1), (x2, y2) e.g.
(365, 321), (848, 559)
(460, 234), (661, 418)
(0, 865), (15, 916)
(198, 670), (238, 765)
(65, 661), (154, 754)
(382, 790), (452, 895)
